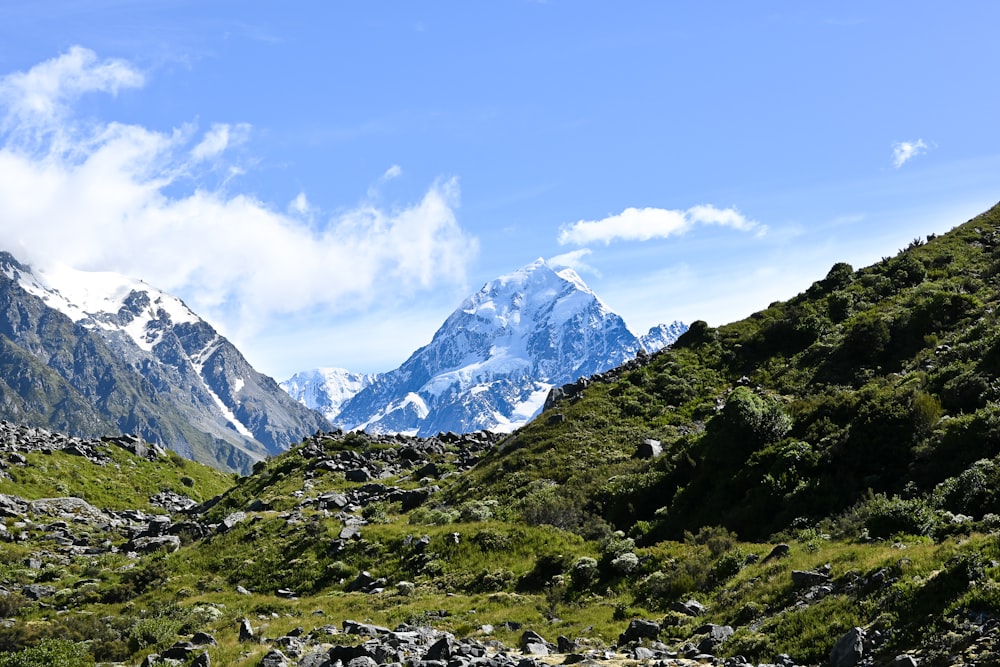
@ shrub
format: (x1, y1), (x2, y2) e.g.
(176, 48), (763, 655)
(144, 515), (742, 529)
(610, 552), (640, 574)
(458, 500), (495, 522)
(0, 638), (93, 667)
(862, 493), (937, 538)
(570, 557), (599, 588)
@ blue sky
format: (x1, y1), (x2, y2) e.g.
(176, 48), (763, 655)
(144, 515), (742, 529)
(0, 2), (998, 378)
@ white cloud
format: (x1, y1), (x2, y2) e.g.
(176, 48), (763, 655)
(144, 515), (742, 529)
(191, 123), (250, 162)
(0, 46), (143, 133)
(0, 49), (478, 352)
(558, 204), (763, 246)
(288, 192), (311, 216)
(892, 139), (928, 168)
(546, 248), (596, 274)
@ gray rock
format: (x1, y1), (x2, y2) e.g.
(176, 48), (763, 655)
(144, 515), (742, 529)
(191, 652), (211, 667)
(636, 439), (662, 459)
(671, 599), (707, 616)
(346, 657), (378, 667)
(791, 569), (831, 587)
(519, 630), (548, 650)
(763, 543), (791, 562)
(21, 584), (55, 600)
(128, 535), (181, 554)
(161, 642), (197, 660)
(830, 627), (865, 667)
(238, 618), (255, 643)
(893, 656), (918, 667)
(524, 642), (549, 656)
(617, 619), (660, 645)
(259, 649), (289, 667)
(221, 511), (247, 532)
(191, 632), (217, 646)
(696, 624), (733, 654)
(424, 636), (453, 661)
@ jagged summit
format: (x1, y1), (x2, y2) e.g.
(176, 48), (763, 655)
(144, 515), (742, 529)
(319, 259), (686, 436)
(0, 252), (330, 473)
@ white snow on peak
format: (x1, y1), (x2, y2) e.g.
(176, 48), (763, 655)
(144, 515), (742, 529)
(281, 367), (377, 421)
(15, 261), (199, 352)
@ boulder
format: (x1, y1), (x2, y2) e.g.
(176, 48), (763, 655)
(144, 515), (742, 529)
(791, 569), (831, 587)
(127, 535), (181, 554)
(617, 619), (660, 645)
(695, 624), (733, 654)
(259, 649), (289, 667)
(830, 627), (865, 667)
(238, 618), (255, 643)
(636, 439), (662, 459)
(671, 599), (707, 617)
(762, 543), (791, 562)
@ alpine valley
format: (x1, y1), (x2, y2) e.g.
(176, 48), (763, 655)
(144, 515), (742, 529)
(283, 259), (687, 436)
(7, 204), (1000, 667)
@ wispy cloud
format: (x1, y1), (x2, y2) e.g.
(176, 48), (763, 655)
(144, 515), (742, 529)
(558, 204), (764, 246)
(546, 248), (596, 274)
(892, 139), (929, 168)
(0, 47), (478, 343)
(0, 45), (143, 133)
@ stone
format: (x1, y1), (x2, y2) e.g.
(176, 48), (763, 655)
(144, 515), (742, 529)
(672, 599), (707, 616)
(830, 627), (865, 667)
(519, 630), (548, 650)
(259, 649), (289, 667)
(191, 652), (211, 667)
(238, 618), (255, 643)
(161, 642), (197, 660)
(221, 511), (247, 532)
(424, 636), (453, 661)
(636, 439), (662, 459)
(763, 543), (791, 562)
(191, 632), (217, 646)
(557, 636), (577, 653)
(617, 619), (660, 645)
(21, 584), (55, 600)
(128, 535), (181, 554)
(696, 624), (734, 654)
(893, 656), (918, 667)
(791, 569), (831, 587)
(340, 525), (362, 541)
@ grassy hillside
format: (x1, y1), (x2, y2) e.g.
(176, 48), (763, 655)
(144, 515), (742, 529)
(5, 203), (1000, 666)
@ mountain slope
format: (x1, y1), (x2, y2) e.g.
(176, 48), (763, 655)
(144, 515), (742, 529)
(331, 259), (685, 436)
(0, 253), (330, 472)
(447, 201), (1000, 541)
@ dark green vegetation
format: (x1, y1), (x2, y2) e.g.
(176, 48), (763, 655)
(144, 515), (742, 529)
(6, 203), (1000, 665)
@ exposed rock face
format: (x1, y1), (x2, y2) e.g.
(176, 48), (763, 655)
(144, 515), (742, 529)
(0, 252), (330, 473)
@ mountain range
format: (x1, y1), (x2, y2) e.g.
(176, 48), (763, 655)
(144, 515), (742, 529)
(0, 253), (329, 473)
(0, 251), (684, 470)
(282, 259), (687, 436)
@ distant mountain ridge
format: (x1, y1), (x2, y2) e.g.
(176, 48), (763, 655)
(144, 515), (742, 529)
(284, 259), (686, 436)
(0, 252), (330, 473)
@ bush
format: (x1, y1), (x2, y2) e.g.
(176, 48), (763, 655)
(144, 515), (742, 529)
(862, 493), (937, 538)
(0, 638), (93, 667)
(570, 557), (598, 588)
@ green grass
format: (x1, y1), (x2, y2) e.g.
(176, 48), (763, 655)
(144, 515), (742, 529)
(0, 444), (230, 509)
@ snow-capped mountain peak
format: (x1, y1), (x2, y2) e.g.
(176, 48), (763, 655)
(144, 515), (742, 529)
(0, 251), (328, 472)
(311, 258), (684, 437)
(10, 260), (199, 352)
